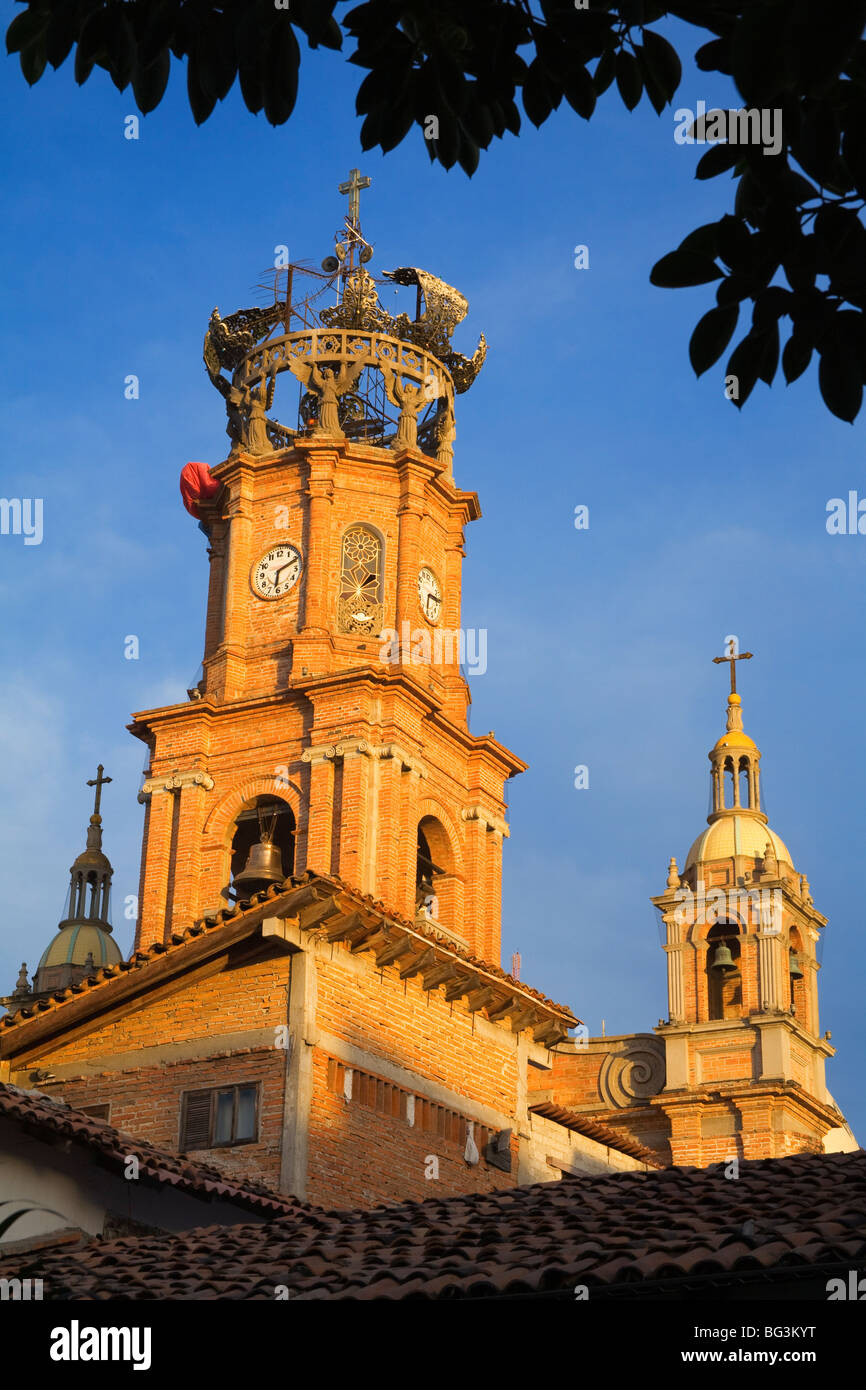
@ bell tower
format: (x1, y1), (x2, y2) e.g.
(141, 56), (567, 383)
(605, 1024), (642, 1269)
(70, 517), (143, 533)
(130, 176), (525, 963)
(650, 648), (850, 1163)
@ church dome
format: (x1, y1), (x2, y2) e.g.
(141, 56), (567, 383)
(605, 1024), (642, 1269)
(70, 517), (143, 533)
(37, 922), (122, 972)
(685, 817), (794, 872)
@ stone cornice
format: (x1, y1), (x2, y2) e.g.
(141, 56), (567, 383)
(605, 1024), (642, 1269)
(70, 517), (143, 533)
(138, 770), (214, 802)
(300, 739), (427, 777)
(462, 805), (509, 837)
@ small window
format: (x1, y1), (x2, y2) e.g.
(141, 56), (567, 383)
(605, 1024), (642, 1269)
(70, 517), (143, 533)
(79, 1102), (110, 1122)
(180, 1084), (260, 1150)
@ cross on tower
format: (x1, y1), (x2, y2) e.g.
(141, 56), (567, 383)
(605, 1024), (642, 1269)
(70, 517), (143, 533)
(338, 167), (371, 228)
(86, 764), (112, 817)
(712, 645), (754, 695)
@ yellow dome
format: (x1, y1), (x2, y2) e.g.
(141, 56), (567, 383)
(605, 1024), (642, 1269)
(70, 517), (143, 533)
(713, 730), (758, 750)
(685, 815), (794, 872)
(37, 924), (122, 972)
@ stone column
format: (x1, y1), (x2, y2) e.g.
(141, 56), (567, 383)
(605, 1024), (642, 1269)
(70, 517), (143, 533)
(220, 466), (254, 700)
(757, 928), (784, 1010)
(299, 747), (336, 876)
(395, 461), (426, 668)
(301, 451), (336, 635)
(663, 914), (685, 1022)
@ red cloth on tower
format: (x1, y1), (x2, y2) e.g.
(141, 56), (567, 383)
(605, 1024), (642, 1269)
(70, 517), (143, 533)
(180, 461), (221, 518)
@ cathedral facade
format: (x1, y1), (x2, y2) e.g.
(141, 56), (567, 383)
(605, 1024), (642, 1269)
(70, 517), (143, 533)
(0, 183), (852, 1209)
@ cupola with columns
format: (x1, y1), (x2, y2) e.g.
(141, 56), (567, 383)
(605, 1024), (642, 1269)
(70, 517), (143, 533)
(649, 647), (849, 1164)
(5, 766), (123, 1006)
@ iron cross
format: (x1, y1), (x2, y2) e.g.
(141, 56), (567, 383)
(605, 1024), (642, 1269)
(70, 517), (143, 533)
(86, 764), (112, 816)
(712, 646), (754, 695)
(338, 168), (371, 227)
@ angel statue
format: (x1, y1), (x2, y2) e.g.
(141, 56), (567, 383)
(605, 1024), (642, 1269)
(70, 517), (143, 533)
(389, 375), (427, 452)
(298, 359), (365, 436)
(225, 372), (281, 455)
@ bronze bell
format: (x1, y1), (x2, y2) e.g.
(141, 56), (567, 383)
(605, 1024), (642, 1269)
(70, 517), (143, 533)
(789, 949), (804, 979)
(234, 837), (284, 892)
(710, 941), (736, 973)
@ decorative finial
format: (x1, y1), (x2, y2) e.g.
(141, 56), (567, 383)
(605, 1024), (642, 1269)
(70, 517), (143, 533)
(763, 840), (778, 877)
(13, 963), (30, 997)
(800, 873), (813, 905)
(667, 857), (681, 889)
(86, 764), (112, 821)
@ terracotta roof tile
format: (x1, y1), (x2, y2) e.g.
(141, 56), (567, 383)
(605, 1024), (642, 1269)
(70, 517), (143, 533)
(0, 1083), (307, 1219)
(1, 871), (576, 1039)
(1, 1147), (864, 1299)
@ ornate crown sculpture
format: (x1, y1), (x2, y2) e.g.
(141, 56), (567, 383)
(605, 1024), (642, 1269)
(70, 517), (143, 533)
(202, 170), (486, 473)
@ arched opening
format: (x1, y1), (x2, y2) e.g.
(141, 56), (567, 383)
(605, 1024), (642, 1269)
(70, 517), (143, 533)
(707, 920), (742, 1020)
(415, 815), (460, 935)
(788, 926), (807, 1021)
(723, 758), (735, 809)
(229, 796), (295, 899)
(738, 758), (751, 808)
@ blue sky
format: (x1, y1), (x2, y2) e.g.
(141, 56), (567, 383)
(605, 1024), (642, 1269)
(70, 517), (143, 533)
(1, 12), (864, 1136)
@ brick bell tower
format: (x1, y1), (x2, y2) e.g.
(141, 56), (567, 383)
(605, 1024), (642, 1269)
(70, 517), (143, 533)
(650, 646), (850, 1163)
(131, 173), (524, 964)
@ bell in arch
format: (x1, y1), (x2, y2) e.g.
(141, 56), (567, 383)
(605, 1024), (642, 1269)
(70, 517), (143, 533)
(788, 949), (804, 979)
(710, 940), (737, 973)
(234, 802), (285, 894)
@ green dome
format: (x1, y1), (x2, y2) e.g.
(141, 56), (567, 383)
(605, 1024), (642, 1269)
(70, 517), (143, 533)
(37, 924), (122, 972)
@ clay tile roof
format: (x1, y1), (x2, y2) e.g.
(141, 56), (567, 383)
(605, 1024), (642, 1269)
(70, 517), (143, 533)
(1, 870), (577, 1041)
(2, 1147), (864, 1300)
(528, 1101), (665, 1167)
(0, 1083), (307, 1219)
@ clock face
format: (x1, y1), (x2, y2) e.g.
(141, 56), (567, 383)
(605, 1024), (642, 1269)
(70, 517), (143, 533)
(251, 544), (303, 600)
(418, 566), (442, 623)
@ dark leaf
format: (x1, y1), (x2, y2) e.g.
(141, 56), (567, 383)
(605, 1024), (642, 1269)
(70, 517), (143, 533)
(594, 46), (615, 95)
(695, 143), (741, 180)
(563, 64), (595, 120)
(20, 35), (46, 86)
(523, 58), (554, 127)
(457, 131), (480, 177)
(716, 274), (753, 307)
(615, 49), (642, 111)
(694, 37), (729, 75)
(379, 95), (414, 153)
(679, 222), (720, 257)
(45, 6), (77, 70)
(641, 29), (681, 101)
(188, 53), (217, 124)
(689, 304), (739, 375)
(635, 46), (667, 116)
(782, 330), (813, 384)
(132, 49), (171, 114)
(757, 321), (780, 384)
(5, 9), (47, 55)
(716, 214), (753, 272)
(263, 20), (300, 124)
(359, 106), (383, 151)
(818, 332), (862, 422)
(725, 331), (765, 407)
(650, 248), (723, 288)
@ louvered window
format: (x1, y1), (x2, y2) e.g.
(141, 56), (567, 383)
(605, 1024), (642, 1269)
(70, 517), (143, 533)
(180, 1083), (260, 1150)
